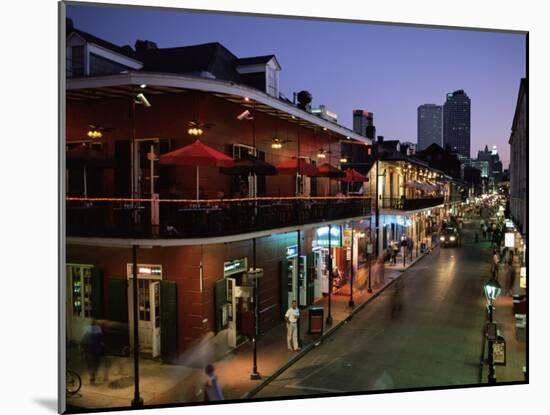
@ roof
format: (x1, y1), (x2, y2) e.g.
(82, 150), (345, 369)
(68, 27), (138, 60)
(137, 42), (241, 82)
(236, 55), (278, 66)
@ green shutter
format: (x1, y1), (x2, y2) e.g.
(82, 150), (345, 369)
(107, 278), (128, 322)
(90, 268), (103, 319)
(160, 280), (177, 363)
(280, 258), (289, 320)
(215, 279), (227, 333)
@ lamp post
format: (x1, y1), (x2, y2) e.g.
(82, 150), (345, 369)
(250, 239), (261, 380)
(129, 88), (150, 409)
(131, 244), (143, 408)
(484, 277), (502, 385)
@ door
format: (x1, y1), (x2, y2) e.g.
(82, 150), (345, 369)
(226, 277), (237, 348)
(67, 264), (100, 343)
(313, 251), (323, 299)
(128, 278), (161, 358)
(287, 257), (298, 307)
(299, 255), (307, 307)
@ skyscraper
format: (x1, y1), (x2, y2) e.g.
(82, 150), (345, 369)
(417, 104), (442, 150)
(352, 110), (375, 139)
(443, 90), (471, 158)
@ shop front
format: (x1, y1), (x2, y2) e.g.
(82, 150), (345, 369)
(312, 225), (345, 295)
(215, 257), (255, 348)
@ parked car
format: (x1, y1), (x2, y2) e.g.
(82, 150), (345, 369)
(440, 227), (460, 247)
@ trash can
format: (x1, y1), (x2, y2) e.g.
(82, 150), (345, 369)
(308, 306), (324, 335)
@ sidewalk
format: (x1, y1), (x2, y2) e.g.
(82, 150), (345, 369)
(68, 249), (431, 410)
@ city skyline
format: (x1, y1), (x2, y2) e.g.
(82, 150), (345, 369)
(67, 3), (526, 165)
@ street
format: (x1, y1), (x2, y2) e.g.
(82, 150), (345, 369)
(255, 219), (500, 398)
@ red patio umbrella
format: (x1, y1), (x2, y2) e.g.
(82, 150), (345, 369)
(339, 168), (368, 195)
(275, 158), (320, 177)
(339, 168), (368, 183)
(317, 163), (346, 178)
(160, 139), (234, 200)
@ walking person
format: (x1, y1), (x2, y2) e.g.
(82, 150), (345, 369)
(203, 364), (224, 401)
(492, 249), (500, 279)
(285, 300), (301, 351)
(81, 320), (105, 384)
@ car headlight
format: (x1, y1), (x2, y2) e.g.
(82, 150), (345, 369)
(450, 236), (456, 241)
(440, 236), (445, 241)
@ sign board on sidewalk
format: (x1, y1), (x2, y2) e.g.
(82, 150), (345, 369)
(493, 336), (506, 365)
(505, 232), (515, 248)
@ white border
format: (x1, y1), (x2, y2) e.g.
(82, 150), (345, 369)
(3, 1), (544, 415)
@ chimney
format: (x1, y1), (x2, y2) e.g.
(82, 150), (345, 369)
(135, 39), (158, 52)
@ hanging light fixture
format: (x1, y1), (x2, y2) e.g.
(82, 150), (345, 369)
(340, 155), (348, 163)
(187, 127), (204, 136)
(317, 148), (327, 159)
(271, 137), (283, 149)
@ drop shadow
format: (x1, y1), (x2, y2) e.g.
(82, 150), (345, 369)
(34, 398), (58, 412)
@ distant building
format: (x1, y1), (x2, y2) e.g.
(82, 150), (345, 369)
(311, 105), (338, 123)
(478, 144), (503, 185)
(443, 90), (471, 158)
(470, 159), (489, 178)
(417, 104), (442, 151)
(509, 78), (527, 237)
(353, 110), (375, 139)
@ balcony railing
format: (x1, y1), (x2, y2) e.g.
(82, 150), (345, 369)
(66, 196), (372, 239)
(379, 196), (444, 211)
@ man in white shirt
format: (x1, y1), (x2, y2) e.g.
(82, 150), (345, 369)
(285, 300), (300, 351)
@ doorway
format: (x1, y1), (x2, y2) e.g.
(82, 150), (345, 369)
(127, 264), (162, 358)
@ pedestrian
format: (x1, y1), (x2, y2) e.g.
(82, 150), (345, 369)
(492, 249), (500, 278)
(81, 319), (105, 384)
(392, 241), (399, 265)
(285, 300), (301, 351)
(203, 364), (224, 401)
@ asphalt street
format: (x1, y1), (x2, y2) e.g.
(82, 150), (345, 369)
(255, 219), (493, 398)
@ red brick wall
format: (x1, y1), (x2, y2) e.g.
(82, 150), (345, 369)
(67, 91), (343, 198)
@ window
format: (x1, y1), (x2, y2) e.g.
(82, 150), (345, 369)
(138, 279), (151, 321)
(71, 46), (85, 77)
(68, 265), (93, 318)
(266, 66), (279, 97)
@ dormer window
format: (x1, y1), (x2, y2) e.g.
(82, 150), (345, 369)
(266, 64), (279, 98)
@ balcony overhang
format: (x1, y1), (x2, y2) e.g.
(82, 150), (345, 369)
(380, 204), (444, 216)
(66, 71), (370, 144)
(66, 214), (371, 248)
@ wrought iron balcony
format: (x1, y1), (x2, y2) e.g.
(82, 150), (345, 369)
(66, 196), (372, 239)
(379, 196), (444, 211)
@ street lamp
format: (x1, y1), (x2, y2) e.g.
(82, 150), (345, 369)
(484, 277), (502, 385)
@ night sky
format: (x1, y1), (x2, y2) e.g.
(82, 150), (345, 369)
(67, 3), (526, 166)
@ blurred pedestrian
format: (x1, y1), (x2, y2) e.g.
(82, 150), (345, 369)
(81, 320), (105, 384)
(285, 300), (300, 351)
(203, 364), (224, 401)
(491, 249), (500, 278)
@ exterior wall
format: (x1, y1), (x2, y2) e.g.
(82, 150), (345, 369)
(509, 81), (527, 237)
(67, 91), (343, 199)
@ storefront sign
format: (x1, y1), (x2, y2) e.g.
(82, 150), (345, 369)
(505, 232), (515, 248)
(343, 229), (352, 248)
(126, 263), (162, 278)
(286, 245), (298, 258)
(224, 258), (247, 276)
(315, 226), (342, 247)
(520, 267), (527, 289)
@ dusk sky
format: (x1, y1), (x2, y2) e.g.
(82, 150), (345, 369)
(67, 3), (526, 166)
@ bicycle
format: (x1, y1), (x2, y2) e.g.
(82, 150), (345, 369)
(66, 370), (82, 395)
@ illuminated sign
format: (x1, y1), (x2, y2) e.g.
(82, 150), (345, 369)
(126, 264), (162, 278)
(520, 267), (527, 289)
(343, 229), (352, 248)
(224, 258), (247, 276)
(286, 245), (298, 258)
(505, 233), (515, 248)
(315, 226), (342, 247)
